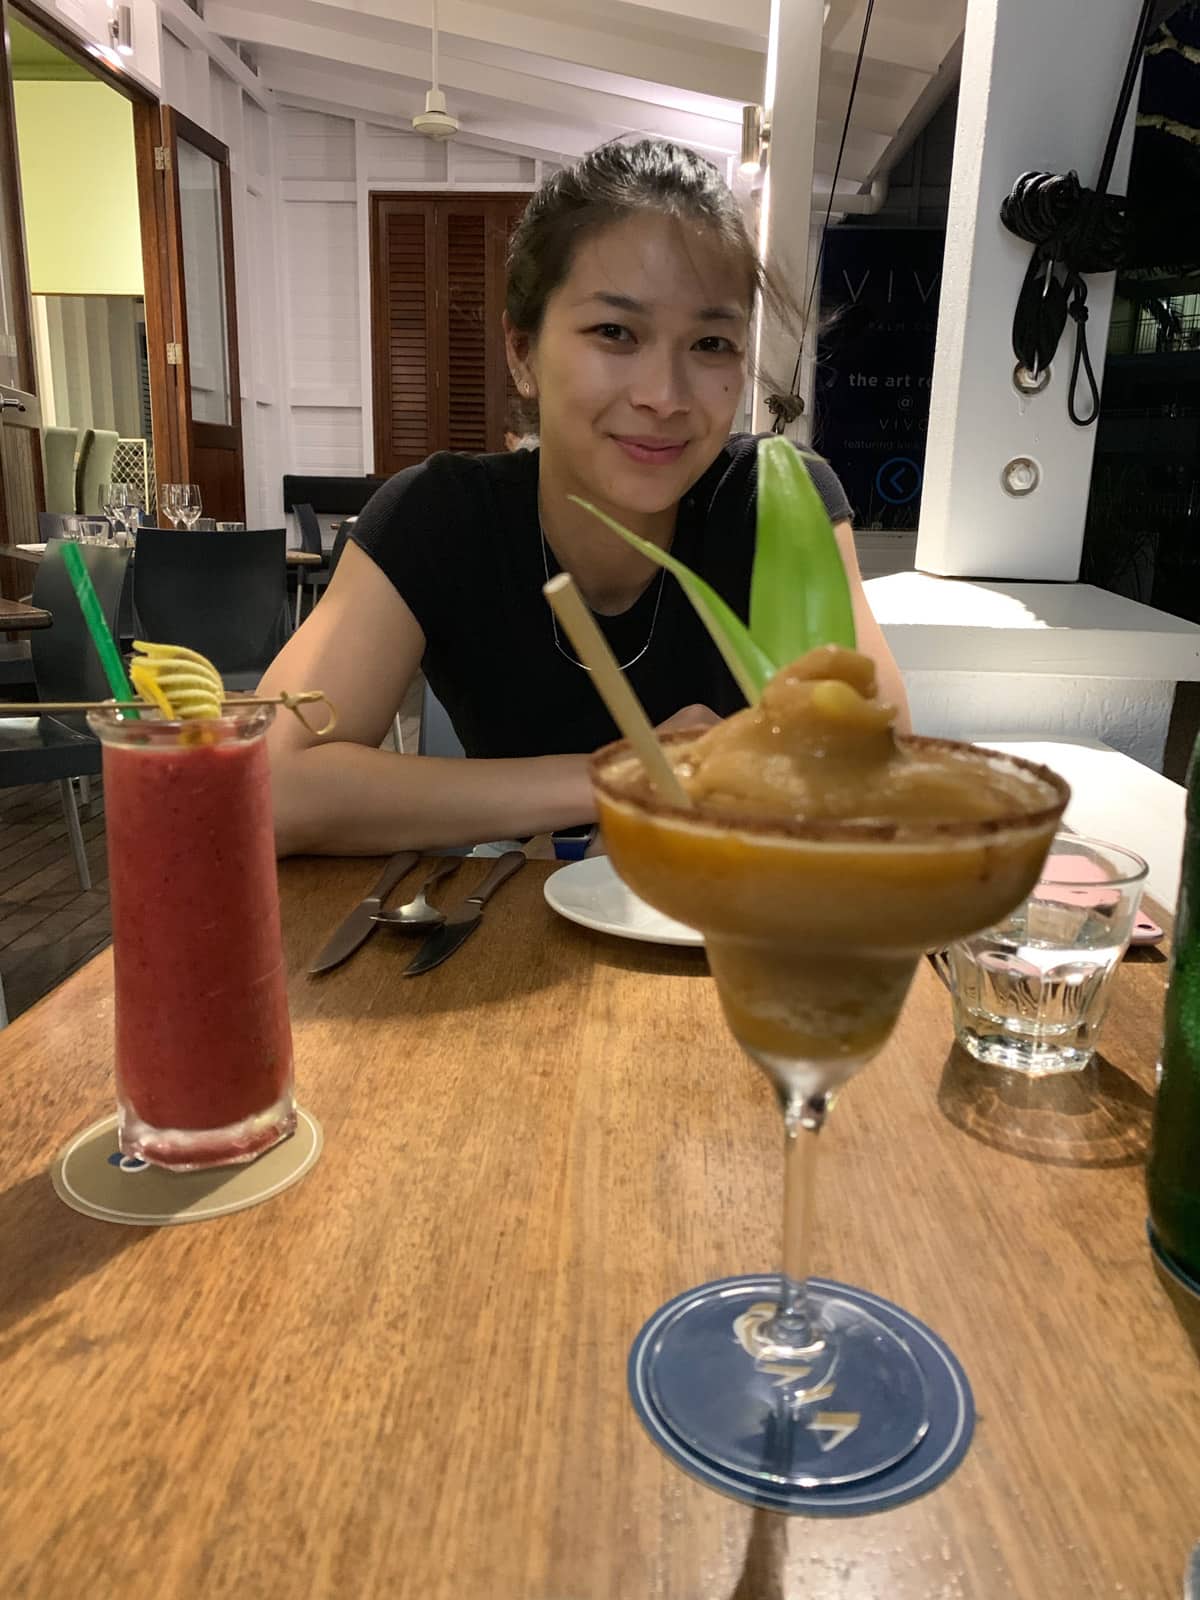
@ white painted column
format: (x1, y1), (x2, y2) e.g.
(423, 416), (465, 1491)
(750, 0), (823, 438)
(917, 0), (1143, 579)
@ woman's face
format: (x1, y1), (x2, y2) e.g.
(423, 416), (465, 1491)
(511, 211), (751, 520)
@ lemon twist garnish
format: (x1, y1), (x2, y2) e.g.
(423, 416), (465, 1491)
(130, 641), (224, 721)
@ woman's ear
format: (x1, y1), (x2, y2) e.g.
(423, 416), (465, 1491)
(503, 312), (538, 401)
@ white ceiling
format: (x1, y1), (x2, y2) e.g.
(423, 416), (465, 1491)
(204, 0), (964, 187)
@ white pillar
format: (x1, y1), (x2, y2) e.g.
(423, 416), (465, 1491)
(751, 0), (823, 439)
(917, 0), (1143, 579)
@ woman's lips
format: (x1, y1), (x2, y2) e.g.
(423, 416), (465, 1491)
(612, 436), (689, 466)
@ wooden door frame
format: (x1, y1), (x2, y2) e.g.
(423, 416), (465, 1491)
(159, 106), (242, 484)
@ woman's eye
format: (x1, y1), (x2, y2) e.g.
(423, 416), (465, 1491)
(695, 335), (739, 355)
(591, 323), (633, 343)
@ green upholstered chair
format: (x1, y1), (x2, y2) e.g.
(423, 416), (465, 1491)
(41, 427), (78, 515)
(74, 428), (119, 514)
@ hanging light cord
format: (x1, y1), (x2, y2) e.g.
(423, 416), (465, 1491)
(999, 0), (1159, 425)
(768, 0), (877, 433)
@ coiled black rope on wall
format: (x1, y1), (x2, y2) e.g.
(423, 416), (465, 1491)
(999, 0), (1160, 425)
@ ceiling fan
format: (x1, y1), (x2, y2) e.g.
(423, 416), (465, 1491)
(412, 0), (460, 141)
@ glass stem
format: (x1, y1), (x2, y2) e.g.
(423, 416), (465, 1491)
(765, 1090), (829, 1355)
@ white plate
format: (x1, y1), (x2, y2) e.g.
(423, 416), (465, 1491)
(544, 855), (704, 947)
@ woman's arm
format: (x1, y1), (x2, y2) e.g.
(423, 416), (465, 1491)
(832, 520), (912, 733)
(261, 543), (596, 857)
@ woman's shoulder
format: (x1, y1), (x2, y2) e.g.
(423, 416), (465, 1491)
(355, 449), (531, 543)
(703, 433), (852, 523)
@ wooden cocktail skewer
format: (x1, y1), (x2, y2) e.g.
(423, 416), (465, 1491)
(0, 690), (338, 738)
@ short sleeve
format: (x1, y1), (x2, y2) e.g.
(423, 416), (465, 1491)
(798, 449), (854, 526)
(349, 457), (461, 641)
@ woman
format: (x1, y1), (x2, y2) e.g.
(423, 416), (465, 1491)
(263, 140), (909, 857)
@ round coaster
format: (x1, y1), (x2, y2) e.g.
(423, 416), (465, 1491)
(629, 1274), (974, 1516)
(51, 1107), (323, 1226)
(1147, 1220), (1200, 1300)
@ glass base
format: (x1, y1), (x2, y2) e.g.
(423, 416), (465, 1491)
(645, 1278), (929, 1488)
(955, 1022), (1092, 1076)
(118, 1090), (296, 1171)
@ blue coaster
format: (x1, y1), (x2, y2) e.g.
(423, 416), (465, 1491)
(1147, 1220), (1200, 1299)
(629, 1275), (975, 1516)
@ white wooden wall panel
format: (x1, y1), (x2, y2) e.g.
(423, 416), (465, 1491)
(291, 406), (363, 474)
(160, 27), (193, 111)
(279, 108), (355, 181)
(451, 147), (535, 184)
(209, 64), (240, 150)
(364, 124), (447, 183)
(245, 98), (270, 183)
(284, 200), (360, 394)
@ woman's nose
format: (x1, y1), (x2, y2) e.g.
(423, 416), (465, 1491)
(628, 347), (691, 415)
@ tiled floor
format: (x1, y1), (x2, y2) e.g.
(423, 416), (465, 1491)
(0, 780), (111, 1022)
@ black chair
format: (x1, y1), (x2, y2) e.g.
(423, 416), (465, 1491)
(328, 516), (356, 580)
(132, 527), (291, 692)
(290, 503), (329, 624)
(0, 540), (132, 891)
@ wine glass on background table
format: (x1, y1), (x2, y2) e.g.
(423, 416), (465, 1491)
(591, 733), (1068, 1491)
(175, 484), (203, 531)
(159, 484), (201, 530)
(100, 481), (129, 530)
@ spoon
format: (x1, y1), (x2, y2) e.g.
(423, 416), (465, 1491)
(370, 856), (462, 932)
(1186, 1540), (1200, 1600)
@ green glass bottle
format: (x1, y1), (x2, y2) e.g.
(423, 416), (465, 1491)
(1147, 745), (1200, 1282)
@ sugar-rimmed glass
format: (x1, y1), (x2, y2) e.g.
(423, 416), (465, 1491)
(592, 732), (1068, 1488)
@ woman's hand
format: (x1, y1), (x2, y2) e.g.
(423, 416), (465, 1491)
(656, 703), (720, 736)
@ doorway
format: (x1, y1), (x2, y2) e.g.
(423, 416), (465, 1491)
(11, 14), (156, 521)
(0, 4), (247, 555)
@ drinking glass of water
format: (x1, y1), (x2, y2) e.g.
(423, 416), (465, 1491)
(936, 833), (1148, 1075)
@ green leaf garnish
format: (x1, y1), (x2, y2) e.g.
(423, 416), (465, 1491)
(568, 436), (857, 704)
(753, 436), (856, 664)
(565, 497), (776, 703)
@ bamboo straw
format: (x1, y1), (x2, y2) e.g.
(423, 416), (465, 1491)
(542, 572), (692, 807)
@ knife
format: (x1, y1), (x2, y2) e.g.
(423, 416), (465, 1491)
(403, 851), (526, 976)
(309, 850), (420, 974)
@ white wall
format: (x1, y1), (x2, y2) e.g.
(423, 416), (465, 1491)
(271, 105), (540, 511)
(152, 7), (286, 530)
(907, 672), (1173, 770)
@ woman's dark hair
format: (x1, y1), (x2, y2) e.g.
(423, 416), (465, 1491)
(506, 138), (779, 335)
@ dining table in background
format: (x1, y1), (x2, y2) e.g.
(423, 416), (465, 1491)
(0, 541), (324, 600)
(0, 855), (1196, 1598)
(0, 596), (52, 631)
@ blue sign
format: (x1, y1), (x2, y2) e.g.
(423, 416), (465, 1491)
(814, 228), (945, 530)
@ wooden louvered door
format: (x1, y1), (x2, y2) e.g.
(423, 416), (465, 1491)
(371, 198), (438, 475)
(370, 193), (527, 473)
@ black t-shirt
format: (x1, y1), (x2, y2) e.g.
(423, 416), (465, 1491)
(351, 433), (852, 760)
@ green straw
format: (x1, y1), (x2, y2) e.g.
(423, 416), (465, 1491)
(60, 541), (139, 718)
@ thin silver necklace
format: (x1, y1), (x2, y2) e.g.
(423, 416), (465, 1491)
(539, 520), (666, 673)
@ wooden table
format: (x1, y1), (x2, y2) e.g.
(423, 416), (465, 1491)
(0, 596), (50, 630)
(1, 859), (1196, 1597)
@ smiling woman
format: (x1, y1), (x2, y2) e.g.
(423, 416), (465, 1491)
(260, 139), (908, 858)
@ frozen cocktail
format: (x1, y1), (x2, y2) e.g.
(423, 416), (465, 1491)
(90, 704), (295, 1170)
(593, 646), (1068, 1487)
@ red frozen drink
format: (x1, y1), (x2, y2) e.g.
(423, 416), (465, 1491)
(91, 704), (295, 1169)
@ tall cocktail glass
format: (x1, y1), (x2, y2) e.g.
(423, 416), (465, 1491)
(89, 705), (295, 1170)
(593, 732), (1068, 1488)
